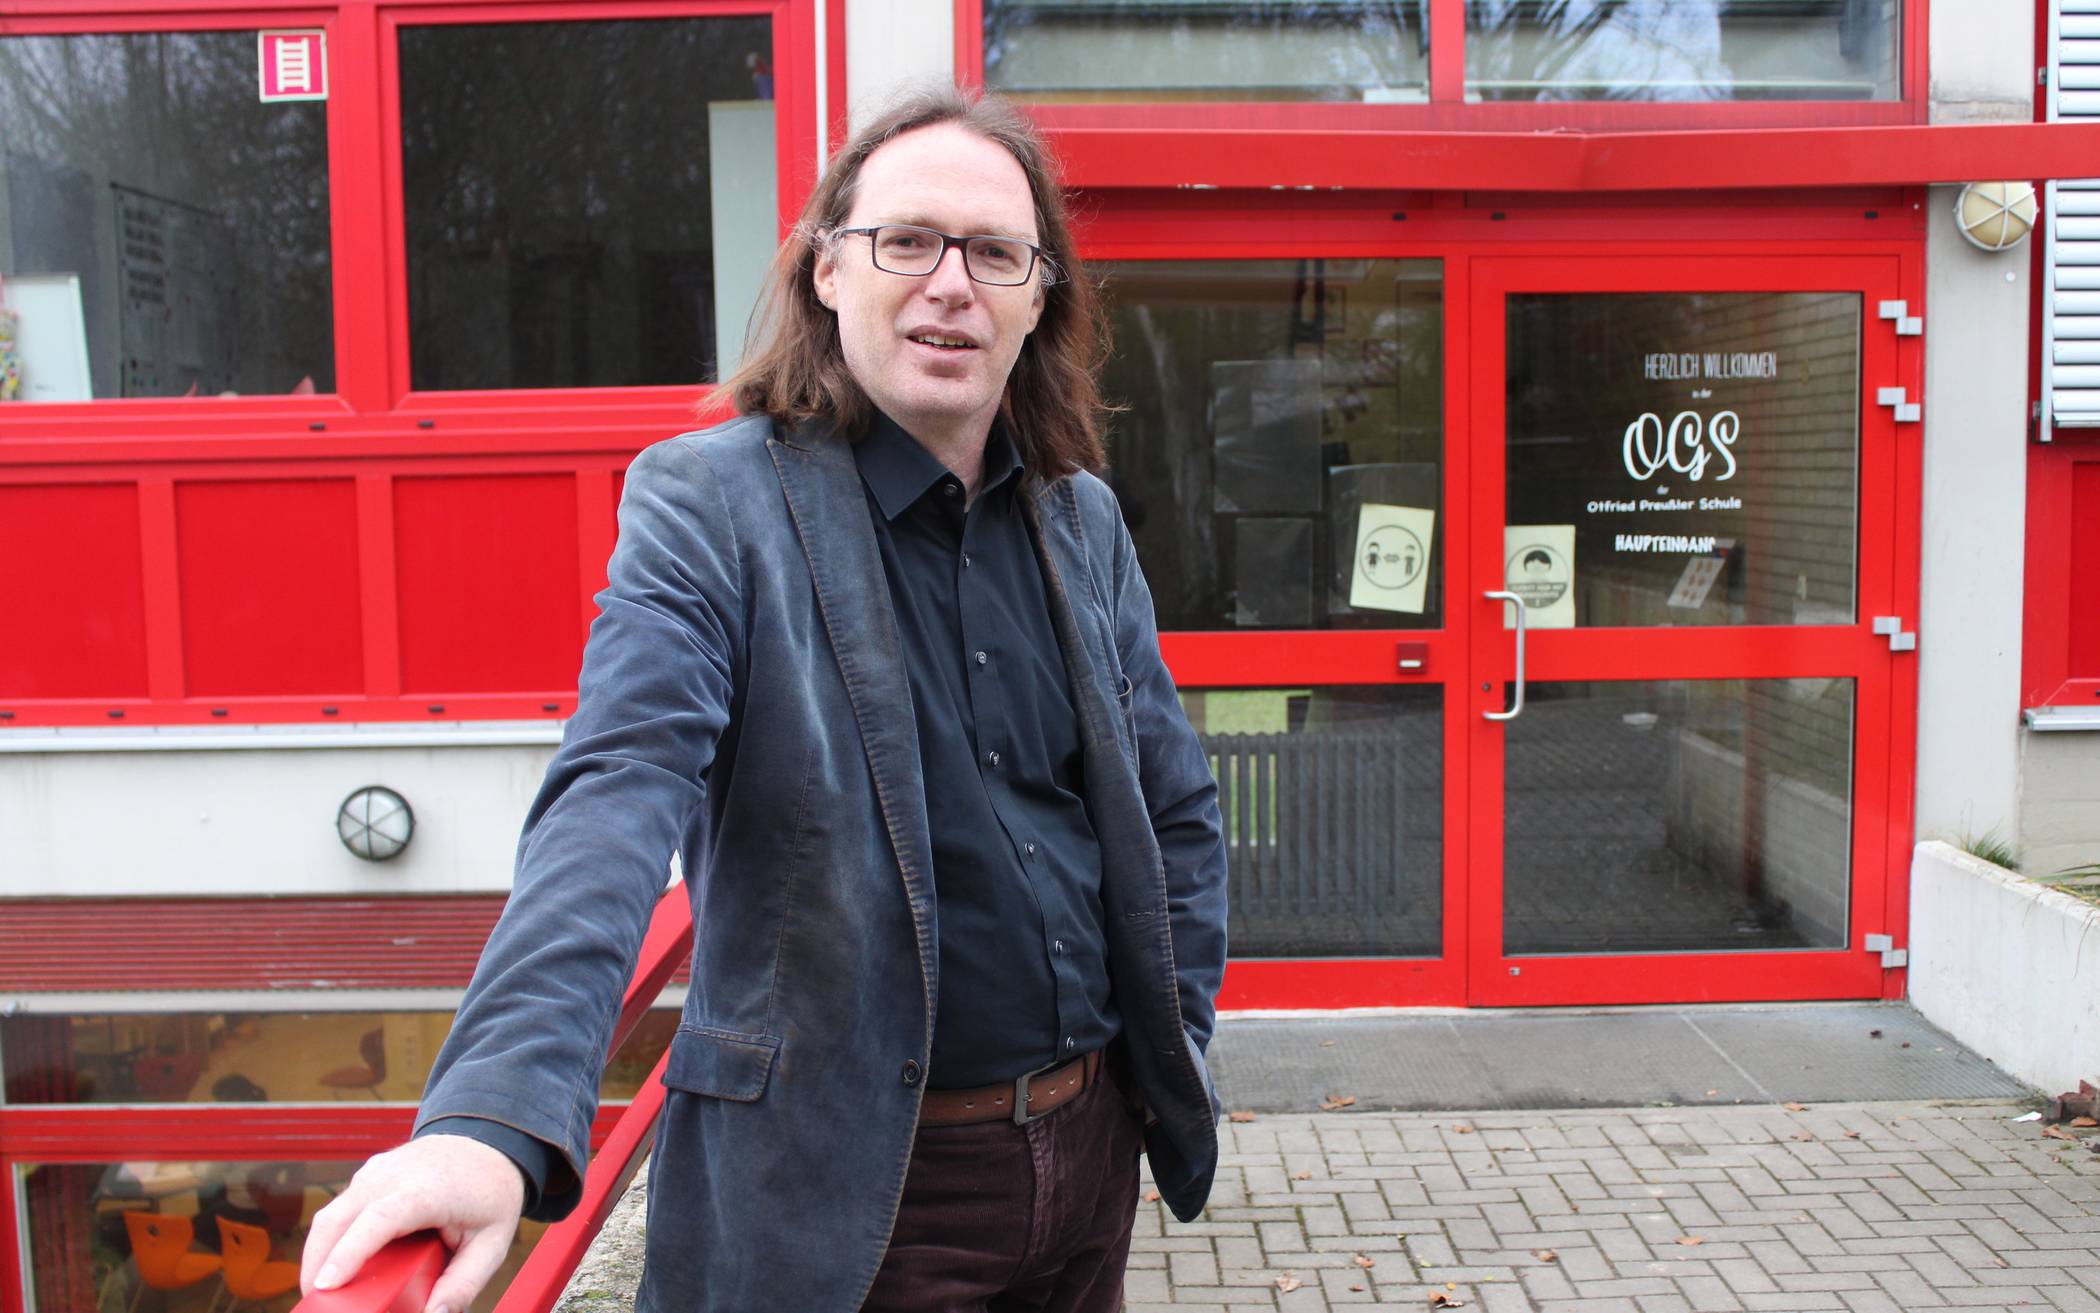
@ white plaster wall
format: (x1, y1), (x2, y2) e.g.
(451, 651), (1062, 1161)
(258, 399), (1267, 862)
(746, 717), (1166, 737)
(845, 0), (955, 132)
(1913, 0), (2036, 847)
(0, 742), (556, 897)
(1908, 840), (2098, 1096)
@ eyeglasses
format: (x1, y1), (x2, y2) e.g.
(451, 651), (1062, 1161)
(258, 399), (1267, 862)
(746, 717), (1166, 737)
(832, 224), (1050, 287)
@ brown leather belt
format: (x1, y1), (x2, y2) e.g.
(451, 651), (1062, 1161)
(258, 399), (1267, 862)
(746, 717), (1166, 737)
(918, 1050), (1103, 1127)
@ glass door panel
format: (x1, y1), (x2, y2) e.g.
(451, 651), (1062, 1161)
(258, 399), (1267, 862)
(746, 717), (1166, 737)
(1186, 685), (1444, 958)
(1505, 292), (1861, 629)
(1504, 677), (1854, 955)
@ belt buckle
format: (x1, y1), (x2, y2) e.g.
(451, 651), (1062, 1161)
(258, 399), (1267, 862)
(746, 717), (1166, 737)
(1012, 1058), (1060, 1127)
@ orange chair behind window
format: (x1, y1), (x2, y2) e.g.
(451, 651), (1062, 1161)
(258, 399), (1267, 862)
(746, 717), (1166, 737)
(121, 1210), (221, 1311)
(214, 1217), (301, 1307)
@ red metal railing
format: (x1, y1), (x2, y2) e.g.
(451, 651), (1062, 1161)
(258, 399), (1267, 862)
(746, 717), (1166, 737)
(293, 882), (696, 1313)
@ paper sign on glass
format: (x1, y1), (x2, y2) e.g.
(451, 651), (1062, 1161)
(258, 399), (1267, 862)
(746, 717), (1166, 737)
(1349, 504), (1434, 614)
(1504, 525), (1575, 629)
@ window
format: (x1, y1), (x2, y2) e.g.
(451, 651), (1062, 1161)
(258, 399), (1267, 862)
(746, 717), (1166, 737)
(398, 17), (778, 392)
(1, 1008), (678, 1105)
(983, 0), (1429, 103)
(1465, 0), (1902, 103)
(1098, 259), (1445, 631)
(0, 31), (334, 400)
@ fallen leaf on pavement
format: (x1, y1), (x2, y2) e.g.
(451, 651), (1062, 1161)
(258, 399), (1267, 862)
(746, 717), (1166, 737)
(1706, 1089), (1719, 1096)
(1275, 1273), (1303, 1293)
(1228, 1110), (1257, 1123)
(1991, 1258), (2010, 1268)
(1452, 1123), (1476, 1134)
(2074, 1116), (2098, 1128)
(1792, 1131), (1814, 1141)
(1844, 1130), (1861, 1139)
(1143, 1189), (1160, 1202)
(1533, 1249), (1558, 1263)
(1675, 1236), (1705, 1247)
(1349, 1284), (1365, 1293)
(1293, 1170), (1313, 1180)
(1869, 1029), (1883, 1038)
(1321, 1040), (1337, 1048)
(1784, 1101), (1808, 1111)
(1429, 1291), (1467, 1307)
(2043, 1125), (2077, 1142)
(1353, 1254), (1375, 1269)
(1321, 1094), (1358, 1110)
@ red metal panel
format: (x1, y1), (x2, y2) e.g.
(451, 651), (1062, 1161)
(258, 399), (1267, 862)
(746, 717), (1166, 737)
(1049, 121), (2100, 194)
(176, 479), (366, 695)
(393, 473), (581, 693)
(0, 896), (507, 991)
(2073, 462), (2100, 680)
(0, 483), (148, 699)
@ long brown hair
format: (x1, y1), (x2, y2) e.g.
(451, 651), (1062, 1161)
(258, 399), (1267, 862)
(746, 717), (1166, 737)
(720, 86), (1111, 482)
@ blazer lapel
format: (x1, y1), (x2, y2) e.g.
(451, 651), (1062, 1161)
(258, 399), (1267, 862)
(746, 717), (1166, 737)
(768, 427), (938, 944)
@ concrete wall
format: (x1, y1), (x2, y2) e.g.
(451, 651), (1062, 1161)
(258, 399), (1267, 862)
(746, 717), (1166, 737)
(0, 734), (557, 897)
(844, 0), (954, 131)
(1912, 0), (2035, 851)
(2020, 733), (2100, 877)
(1908, 840), (2098, 1097)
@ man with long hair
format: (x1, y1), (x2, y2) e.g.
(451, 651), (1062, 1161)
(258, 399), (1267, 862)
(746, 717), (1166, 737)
(301, 86), (1228, 1313)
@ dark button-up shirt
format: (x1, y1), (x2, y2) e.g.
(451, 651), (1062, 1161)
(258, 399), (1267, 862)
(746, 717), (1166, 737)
(854, 412), (1117, 1089)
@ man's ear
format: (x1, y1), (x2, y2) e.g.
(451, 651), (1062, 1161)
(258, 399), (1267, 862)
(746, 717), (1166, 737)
(1024, 280), (1046, 335)
(812, 242), (839, 311)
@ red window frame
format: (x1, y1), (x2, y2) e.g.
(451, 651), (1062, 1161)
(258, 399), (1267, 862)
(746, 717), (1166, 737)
(955, 0), (1930, 134)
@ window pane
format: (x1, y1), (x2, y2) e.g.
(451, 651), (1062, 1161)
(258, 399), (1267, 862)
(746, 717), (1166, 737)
(2, 1009), (677, 1105)
(1505, 292), (1860, 629)
(1100, 259), (1445, 631)
(0, 33), (334, 399)
(1191, 685), (1443, 958)
(1504, 679), (1854, 955)
(400, 18), (776, 392)
(1466, 0), (1901, 102)
(985, 0), (1429, 103)
(18, 1160), (547, 1313)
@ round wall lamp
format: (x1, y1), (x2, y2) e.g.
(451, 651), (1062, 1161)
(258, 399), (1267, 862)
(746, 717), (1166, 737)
(1955, 181), (2039, 252)
(338, 785), (414, 861)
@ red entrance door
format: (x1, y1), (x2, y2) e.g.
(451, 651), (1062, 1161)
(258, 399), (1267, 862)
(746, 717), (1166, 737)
(1464, 253), (1919, 1006)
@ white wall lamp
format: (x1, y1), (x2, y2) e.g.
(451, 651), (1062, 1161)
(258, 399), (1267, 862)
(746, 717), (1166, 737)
(1955, 181), (2039, 252)
(338, 785), (414, 861)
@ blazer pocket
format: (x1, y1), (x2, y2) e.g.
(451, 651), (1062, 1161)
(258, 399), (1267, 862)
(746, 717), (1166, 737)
(661, 1026), (782, 1102)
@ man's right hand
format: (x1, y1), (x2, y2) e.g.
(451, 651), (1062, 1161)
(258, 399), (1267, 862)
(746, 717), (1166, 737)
(300, 1133), (527, 1313)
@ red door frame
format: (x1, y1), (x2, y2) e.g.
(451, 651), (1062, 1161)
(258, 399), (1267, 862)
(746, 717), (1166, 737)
(1463, 251), (1921, 1007)
(1075, 202), (1924, 1010)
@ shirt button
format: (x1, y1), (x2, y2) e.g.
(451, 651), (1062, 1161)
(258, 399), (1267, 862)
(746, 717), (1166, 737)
(1025, 842), (1037, 857)
(1065, 1037), (1076, 1053)
(975, 651), (988, 667)
(942, 483), (958, 498)
(963, 554), (973, 568)
(901, 1059), (922, 1086)
(987, 750), (1001, 767)
(1054, 938), (1066, 954)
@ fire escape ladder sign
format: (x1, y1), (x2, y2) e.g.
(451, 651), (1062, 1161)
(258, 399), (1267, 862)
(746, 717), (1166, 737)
(2045, 0), (2100, 435)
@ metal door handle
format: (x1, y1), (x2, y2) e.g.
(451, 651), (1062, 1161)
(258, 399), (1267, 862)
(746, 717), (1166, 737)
(1483, 590), (1527, 722)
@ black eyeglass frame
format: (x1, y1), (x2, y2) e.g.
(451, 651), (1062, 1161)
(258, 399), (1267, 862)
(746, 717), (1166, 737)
(831, 224), (1055, 287)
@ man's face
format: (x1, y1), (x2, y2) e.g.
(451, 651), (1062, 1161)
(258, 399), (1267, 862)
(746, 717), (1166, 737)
(812, 122), (1046, 442)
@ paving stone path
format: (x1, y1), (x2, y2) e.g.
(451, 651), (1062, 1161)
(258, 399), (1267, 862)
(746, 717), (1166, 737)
(1127, 1100), (2100, 1313)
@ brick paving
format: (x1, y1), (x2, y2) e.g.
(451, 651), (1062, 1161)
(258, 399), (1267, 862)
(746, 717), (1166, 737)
(1126, 1100), (2100, 1313)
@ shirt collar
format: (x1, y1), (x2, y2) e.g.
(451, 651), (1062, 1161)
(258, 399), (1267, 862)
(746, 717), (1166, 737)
(855, 411), (1024, 522)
